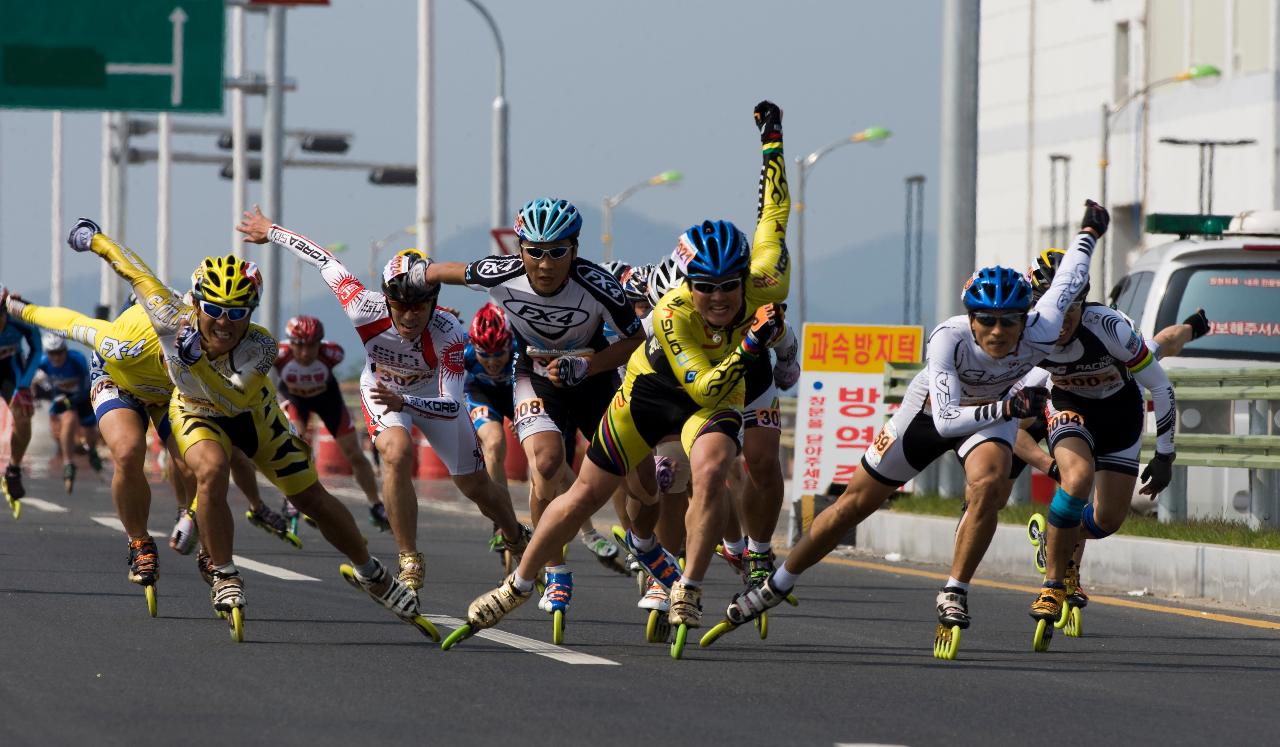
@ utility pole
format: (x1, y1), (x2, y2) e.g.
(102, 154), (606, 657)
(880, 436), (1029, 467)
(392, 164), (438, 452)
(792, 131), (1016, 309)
(262, 5), (287, 333)
(417, 0), (435, 255)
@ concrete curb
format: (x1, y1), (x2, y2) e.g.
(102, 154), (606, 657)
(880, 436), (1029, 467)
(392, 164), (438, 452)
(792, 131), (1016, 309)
(856, 510), (1280, 611)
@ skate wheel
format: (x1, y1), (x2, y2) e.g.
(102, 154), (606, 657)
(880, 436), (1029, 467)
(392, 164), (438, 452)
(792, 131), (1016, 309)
(284, 531), (302, 549)
(635, 570), (647, 597)
(785, 593), (799, 607)
(933, 624), (961, 660)
(670, 623), (688, 660)
(144, 585), (157, 618)
(645, 608), (672, 644)
(441, 624), (474, 651)
(1028, 513), (1047, 575)
(756, 611), (768, 640)
(552, 609), (565, 645)
(338, 564), (362, 590)
(303, 515), (318, 528)
(229, 607), (244, 643)
(1033, 617), (1053, 652)
(699, 619), (736, 648)
(12, 499), (19, 520)
(1055, 602), (1071, 630)
(412, 614), (442, 642)
(1064, 606), (1082, 638)
(502, 549), (514, 577)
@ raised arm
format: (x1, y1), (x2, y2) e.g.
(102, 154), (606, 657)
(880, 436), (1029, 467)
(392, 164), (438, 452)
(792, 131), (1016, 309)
(1024, 202), (1108, 346)
(427, 262), (468, 286)
(747, 100), (792, 309)
(66, 220), (187, 337)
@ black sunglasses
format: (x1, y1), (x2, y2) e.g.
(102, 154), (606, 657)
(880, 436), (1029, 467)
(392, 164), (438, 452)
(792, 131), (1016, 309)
(972, 312), (1026, 328)
(689, 277), (743, 294)
(521, 243), (573, 260)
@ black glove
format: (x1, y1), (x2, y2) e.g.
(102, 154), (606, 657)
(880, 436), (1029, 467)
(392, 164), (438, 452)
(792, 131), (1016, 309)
(1080, 199), (1110, 236)
(1182, 308), (1210, 340)
(1047, 460), (1061, 484)
(1140, 452), (1175, 496)
(176, 325), (204, 366)
(1004, 386), (1048, 420)
(753, 100), (783, 143)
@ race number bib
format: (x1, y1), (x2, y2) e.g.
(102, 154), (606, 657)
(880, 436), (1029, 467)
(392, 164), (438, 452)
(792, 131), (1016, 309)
(863, 421), (897, 469)
(1047, 409), (1084, 435)
(513, 397), (546, 424)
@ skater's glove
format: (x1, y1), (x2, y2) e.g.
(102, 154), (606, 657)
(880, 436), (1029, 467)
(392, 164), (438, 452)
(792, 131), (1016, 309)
(744, 303), (786, 356)
(67, 218), (102, 253)
(1182, 308), (1210, 340)
(1079, 199), (1109, 237)
(550, 355), (590, 388)
(176, 325), (204, 365)
(753, 100), (783, 143)
(1003, 386), (1048, 420)
(1139, 452), (1175, 496)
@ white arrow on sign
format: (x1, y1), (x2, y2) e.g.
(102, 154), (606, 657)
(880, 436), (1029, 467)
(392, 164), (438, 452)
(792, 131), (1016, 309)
(104, 7), (187, 106)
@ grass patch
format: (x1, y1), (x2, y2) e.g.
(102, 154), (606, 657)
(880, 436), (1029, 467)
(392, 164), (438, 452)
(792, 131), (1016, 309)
(886, 493), (1280, 550)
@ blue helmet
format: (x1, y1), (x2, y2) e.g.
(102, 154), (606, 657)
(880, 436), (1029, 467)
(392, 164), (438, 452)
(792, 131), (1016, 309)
(514, 198), (582, 242)
(675, 220), (750, 278)
(962, 266), (1032, 312)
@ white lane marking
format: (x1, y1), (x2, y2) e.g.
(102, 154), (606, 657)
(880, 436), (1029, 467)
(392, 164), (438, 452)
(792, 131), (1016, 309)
(21, 498), (69, 513)
(89, 515), (320, 582)
(424, 614), (620, 666)
(834, 743), (911, 746)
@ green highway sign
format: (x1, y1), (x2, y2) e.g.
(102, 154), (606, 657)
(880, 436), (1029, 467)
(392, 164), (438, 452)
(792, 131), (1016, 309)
(0, 0), (224, 112)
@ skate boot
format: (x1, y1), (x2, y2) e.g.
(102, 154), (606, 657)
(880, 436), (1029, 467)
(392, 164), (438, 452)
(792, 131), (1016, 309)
(933, 587), (968, 660)
(499, 524), (533, 576)
(368, 502), (391, 532)
(62, 463), (76, 493)
(281, 499), (301, 535)
(538, 569), (572, 644)
(127, 536), (160, 617)
(1030, 583), (1068, 652)
(338, 557), (440, 641)
(1027, 513), (1048, 576)
(638, 578), (672, 643)
(169, 508), (198, 555)
(700, 574), (791, 648)
(717, 544), (747, 583)
(209, 568), (246, 642)
(441, 574), (534, 650)
(398, 551), (426, 591)
(667, 581), (702, 659)
(614, 527), (681, 591)
(246, 504), (302, 548)
(196, 547), (215, 587)
(3, 464), (25, 519)
(581, 527), (624, 574)
(1061, 563), (1087, 637)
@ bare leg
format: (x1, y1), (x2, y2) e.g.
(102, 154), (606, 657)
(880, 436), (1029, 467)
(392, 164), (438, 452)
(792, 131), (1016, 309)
(186, 440), (234, 566)
(1044, 437), (1094, 582)
(783, 467), (899, 576)
(474, 421), (508, 490)
(948, 442), (1015, 583)
(514, 459), (623, 580)
(375, 426), (418, 553)
(681, 433), (738, 583)
(97, 409), (152, 540)
(285, 480), (371, 564)
(740, 428), (784, 542)
(229, 449), (265, 511)
(452, 469), (521, 540)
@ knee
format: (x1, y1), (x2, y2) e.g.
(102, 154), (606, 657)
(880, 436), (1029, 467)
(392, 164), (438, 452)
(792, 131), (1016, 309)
(111, 440), (147, 472)
(964, 471), (1007, 513)
(286, 482), (324, 512)
(691, 463), (730, 500)
(378, 437), (413, 474)
(531, 450), (562, 483)
(1061, 473), (1094, 500)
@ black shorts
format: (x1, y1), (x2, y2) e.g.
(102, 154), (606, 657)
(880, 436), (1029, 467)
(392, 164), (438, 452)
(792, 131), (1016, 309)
(1046, 383), (1144, 476)
(0, 362), (17, 402)
(282, 377), (354, 438)
(513, 370), (620, 464)
(465, 379), (515, 427)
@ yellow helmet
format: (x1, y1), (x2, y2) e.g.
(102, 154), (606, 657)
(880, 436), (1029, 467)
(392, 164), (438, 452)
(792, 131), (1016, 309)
(191, 254), (262, 308)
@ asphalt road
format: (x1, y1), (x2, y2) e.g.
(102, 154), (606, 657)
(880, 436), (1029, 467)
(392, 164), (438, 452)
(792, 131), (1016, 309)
(2, 464), (1278, 747)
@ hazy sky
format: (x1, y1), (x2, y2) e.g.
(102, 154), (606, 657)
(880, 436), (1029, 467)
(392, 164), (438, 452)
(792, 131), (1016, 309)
(0, 0), (942, 359)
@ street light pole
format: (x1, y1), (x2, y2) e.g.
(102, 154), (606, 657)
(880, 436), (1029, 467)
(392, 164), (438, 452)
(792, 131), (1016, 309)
(461, 0), (507, 230)
(262, 5), (287, 334)
(792, 126), (891, 328)
(601, 170), (683, 261)
(416, 0), (434, 254)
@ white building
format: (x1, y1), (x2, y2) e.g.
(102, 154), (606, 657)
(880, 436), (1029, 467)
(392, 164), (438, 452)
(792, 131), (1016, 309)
(977, 0), (1276, 297)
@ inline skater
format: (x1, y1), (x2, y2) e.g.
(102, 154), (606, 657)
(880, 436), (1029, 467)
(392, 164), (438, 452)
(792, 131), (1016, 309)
(241, 209), (529, 595)
(447, 100), (791, 657)
(33, 331), (101, 492)
(0, 293), (41, 515)
(71, 218), (428, 640)
(427, 197), (646, 630)
(273, 314), (389, 532)
(717, 200), (1109, 660)
(1018, 249), (1181, 648)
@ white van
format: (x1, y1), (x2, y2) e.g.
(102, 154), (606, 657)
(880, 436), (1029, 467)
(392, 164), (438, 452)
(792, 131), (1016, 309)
(1109, 210), (1280, 520)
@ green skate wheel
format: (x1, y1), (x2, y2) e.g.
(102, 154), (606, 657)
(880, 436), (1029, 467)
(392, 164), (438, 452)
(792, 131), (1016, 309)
(229, 607), (244, 643)
(10, 498), (19, 521)
(785, 593), (799, 607)
(1055, 602), (1070, 630)
(441, 624), (474, 651)
(412, 614), (441, 642)
(1064, 606), (1082, 638)
(283, 531), (302, 549)
(552, 609), (565, 645)
(699, 619), (736, 648)
(670, 623), (688, 660)
(338, 564), (359, 588)
(145, 585), (157, 618)
(1033, 617), (1052, 652)
(1027, 513), (1047, 575)
(933, 624), (961, 660)
(645, 609), (672, 643)
(756, 612), (768, 640)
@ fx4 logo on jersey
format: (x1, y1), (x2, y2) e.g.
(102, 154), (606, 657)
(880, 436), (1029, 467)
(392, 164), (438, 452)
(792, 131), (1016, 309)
(576, 264), (626, 306)
(502, 300), (589, 340)
(470, 256), (523, 281)
(100, 336), (147, 361)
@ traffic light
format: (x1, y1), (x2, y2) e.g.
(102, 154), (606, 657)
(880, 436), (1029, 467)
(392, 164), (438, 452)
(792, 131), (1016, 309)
(300, 135), (350, 154)
(220, 160), (262, 181)
(217, 132), (263, 152)
(368, 167), (416, 186)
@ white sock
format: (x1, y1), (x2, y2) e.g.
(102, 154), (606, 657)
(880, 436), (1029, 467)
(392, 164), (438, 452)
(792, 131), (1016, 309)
(545, 564), (569, 575)
(747, 537), (771, 554)
(677, 574), (701, 589)
(512, 573), (535, 593)
(945, 577), (969, 592)
(214, 562), (238, 576)
(581, 527), (602, 540)
(353, 557), (381, 580)
(771, 564), (798, 593)
(723, 537), (746, 555)
(631, 532), (657, 552)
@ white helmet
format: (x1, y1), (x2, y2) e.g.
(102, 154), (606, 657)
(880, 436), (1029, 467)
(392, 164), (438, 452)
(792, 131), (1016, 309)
(646, 256), (685, 308)
(42, 331), (68, 353)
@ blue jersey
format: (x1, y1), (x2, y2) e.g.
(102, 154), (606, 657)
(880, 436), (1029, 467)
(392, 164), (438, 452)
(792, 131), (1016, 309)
(38, 349), (92, 405)
(0, 315), (41, 388)
(463, 335), (517, 389)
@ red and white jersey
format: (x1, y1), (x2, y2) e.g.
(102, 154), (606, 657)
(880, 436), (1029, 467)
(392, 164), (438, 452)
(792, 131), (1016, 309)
(269, 224), (467, 419)
(273, 340), (344, 398)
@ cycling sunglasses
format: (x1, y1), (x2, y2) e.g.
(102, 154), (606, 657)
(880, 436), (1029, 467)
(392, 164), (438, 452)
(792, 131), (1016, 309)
(199, 301), (251, 321)
(688, 277), (743, 294)
(520, 243), (573, 260)
(971, 312), (1026, 328)
(475, 348), (508, 359)
(387, 299), (432, 313)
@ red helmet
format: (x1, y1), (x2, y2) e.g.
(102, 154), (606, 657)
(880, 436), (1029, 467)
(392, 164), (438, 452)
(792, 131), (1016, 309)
(286, 315), (324, 344)
(469, 303), (512, 354)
